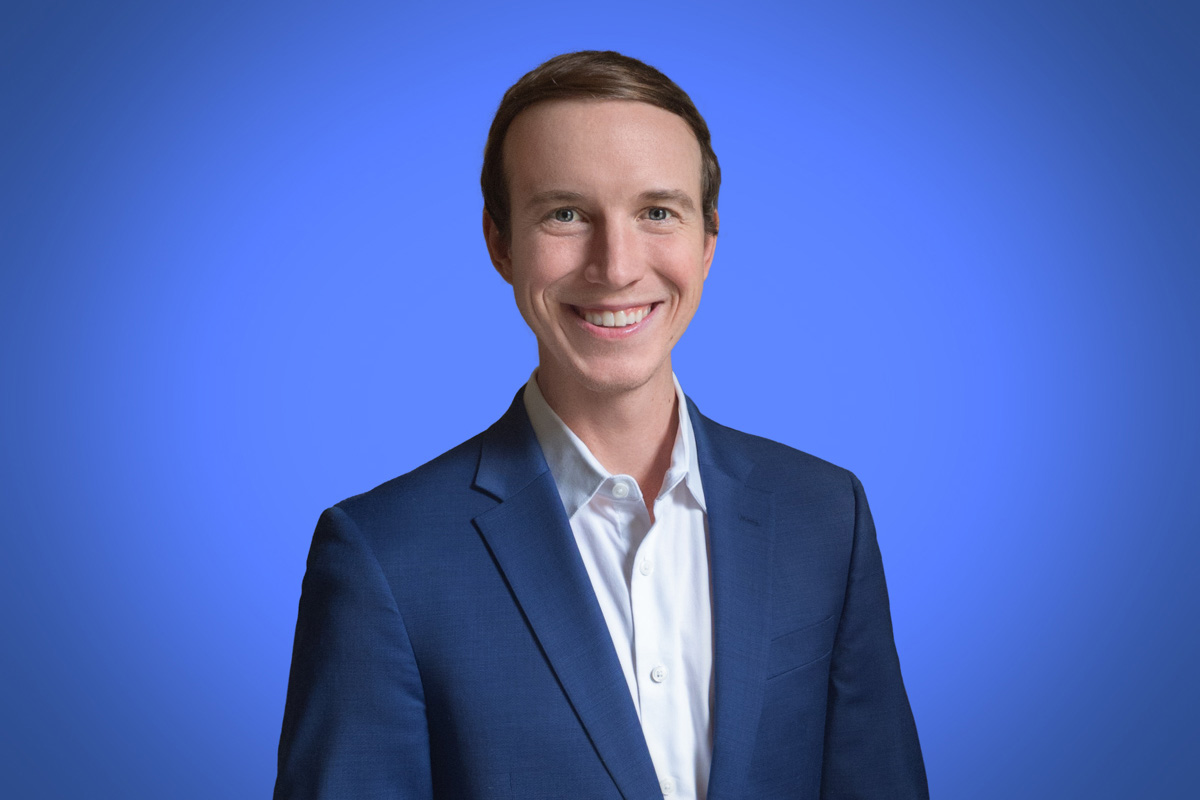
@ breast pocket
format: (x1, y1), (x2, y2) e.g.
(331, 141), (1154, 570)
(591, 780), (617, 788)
(767, 613), (838, 680)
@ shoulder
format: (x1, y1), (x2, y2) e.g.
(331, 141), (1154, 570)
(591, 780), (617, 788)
(690, 406), (870, 570)
(329, 429), (492, 541)
(320, 388), (539, 553)
(690, 402), (860, 496)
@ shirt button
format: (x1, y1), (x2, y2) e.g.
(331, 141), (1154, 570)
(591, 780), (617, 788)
(660, 777), (675, 796)
(639, 558), (654, 576)
(611, 481), (630, 499)
(650, 665), (668, 683)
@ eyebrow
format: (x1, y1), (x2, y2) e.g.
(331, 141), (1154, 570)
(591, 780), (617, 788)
(524, 188), (698, 212)
(639, 189), (697, 213)
(525, 190), (587, 209)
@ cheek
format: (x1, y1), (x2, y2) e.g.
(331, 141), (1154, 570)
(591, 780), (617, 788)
(650, 243), (707, 296)
(520, 247), (590, 309)
(513, 237), (583, 292)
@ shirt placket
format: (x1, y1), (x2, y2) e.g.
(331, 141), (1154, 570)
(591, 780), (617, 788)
(629, 479), (691, 797)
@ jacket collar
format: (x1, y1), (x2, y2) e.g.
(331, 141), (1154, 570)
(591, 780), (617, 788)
(686, 396), (776, 799)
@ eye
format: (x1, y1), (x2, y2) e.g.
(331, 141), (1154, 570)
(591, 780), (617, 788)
(646, 207), (672, 221)
(552, 208), (579, 223)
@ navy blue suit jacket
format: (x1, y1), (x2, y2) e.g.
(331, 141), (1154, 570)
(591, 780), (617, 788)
(275, 389), (928, 798)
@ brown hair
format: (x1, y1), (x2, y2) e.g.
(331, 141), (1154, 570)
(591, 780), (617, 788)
(482, 50), (721, 239)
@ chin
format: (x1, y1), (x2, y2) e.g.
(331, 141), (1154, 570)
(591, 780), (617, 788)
(568, 359), (667, 396)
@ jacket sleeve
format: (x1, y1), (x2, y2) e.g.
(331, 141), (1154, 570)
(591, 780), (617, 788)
(820, 474), (929, 799)
(274, 506), (433, 799)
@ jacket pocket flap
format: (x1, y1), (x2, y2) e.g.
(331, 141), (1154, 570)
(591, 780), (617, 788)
(767, 614), (837, 679)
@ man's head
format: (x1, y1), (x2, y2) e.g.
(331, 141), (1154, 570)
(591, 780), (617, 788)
(482, 51), (720, 241)
(482, 52), (720, 402)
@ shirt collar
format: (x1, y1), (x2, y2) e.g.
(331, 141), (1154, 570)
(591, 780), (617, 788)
(523, 371), (707, 519)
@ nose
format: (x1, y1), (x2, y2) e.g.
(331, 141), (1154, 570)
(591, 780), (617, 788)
(583, 218), (645, 288)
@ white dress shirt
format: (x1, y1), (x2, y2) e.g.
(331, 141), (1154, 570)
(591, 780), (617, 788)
(523, 373), (713, 800)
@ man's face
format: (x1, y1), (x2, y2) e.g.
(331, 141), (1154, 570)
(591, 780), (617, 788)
(485, 99), (717, 402)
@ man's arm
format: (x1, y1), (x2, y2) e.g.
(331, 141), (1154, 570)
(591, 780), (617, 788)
(820, 474), (929, 799)
(275, 506), (432, 800)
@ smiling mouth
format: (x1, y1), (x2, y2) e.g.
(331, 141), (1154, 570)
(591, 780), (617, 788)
(573, 304), (655, 328)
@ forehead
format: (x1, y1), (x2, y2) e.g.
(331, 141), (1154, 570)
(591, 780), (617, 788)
(503, 99), (703, 199)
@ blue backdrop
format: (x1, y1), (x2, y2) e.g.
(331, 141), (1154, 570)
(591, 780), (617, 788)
(2, 1), (1196, 797)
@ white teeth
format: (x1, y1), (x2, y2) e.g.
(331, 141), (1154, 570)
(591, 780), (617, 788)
(580, 305), (651, 328)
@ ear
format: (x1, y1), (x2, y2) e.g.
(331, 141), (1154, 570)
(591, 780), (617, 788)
(701, 209), (719, 280)
(483, 209), (514, 284)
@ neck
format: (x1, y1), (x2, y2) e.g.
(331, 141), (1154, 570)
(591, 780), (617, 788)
(535, 363), (679, 509)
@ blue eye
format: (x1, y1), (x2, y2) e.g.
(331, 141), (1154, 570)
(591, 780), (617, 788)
(553, 208), (578, 222)
(647, 208), (671, 221)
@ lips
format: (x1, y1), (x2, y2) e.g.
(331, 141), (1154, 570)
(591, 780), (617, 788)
(574, 304), (654, 328)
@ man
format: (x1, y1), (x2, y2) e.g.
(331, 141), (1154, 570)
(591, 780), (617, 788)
(275, 51), (927, 799)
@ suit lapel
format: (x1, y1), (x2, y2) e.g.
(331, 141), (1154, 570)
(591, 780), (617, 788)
(689, 400), (776, 799)
(472, 391), (660, 800)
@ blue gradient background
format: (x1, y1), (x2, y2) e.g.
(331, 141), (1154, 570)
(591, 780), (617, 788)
(2, 1), (1196, 797)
